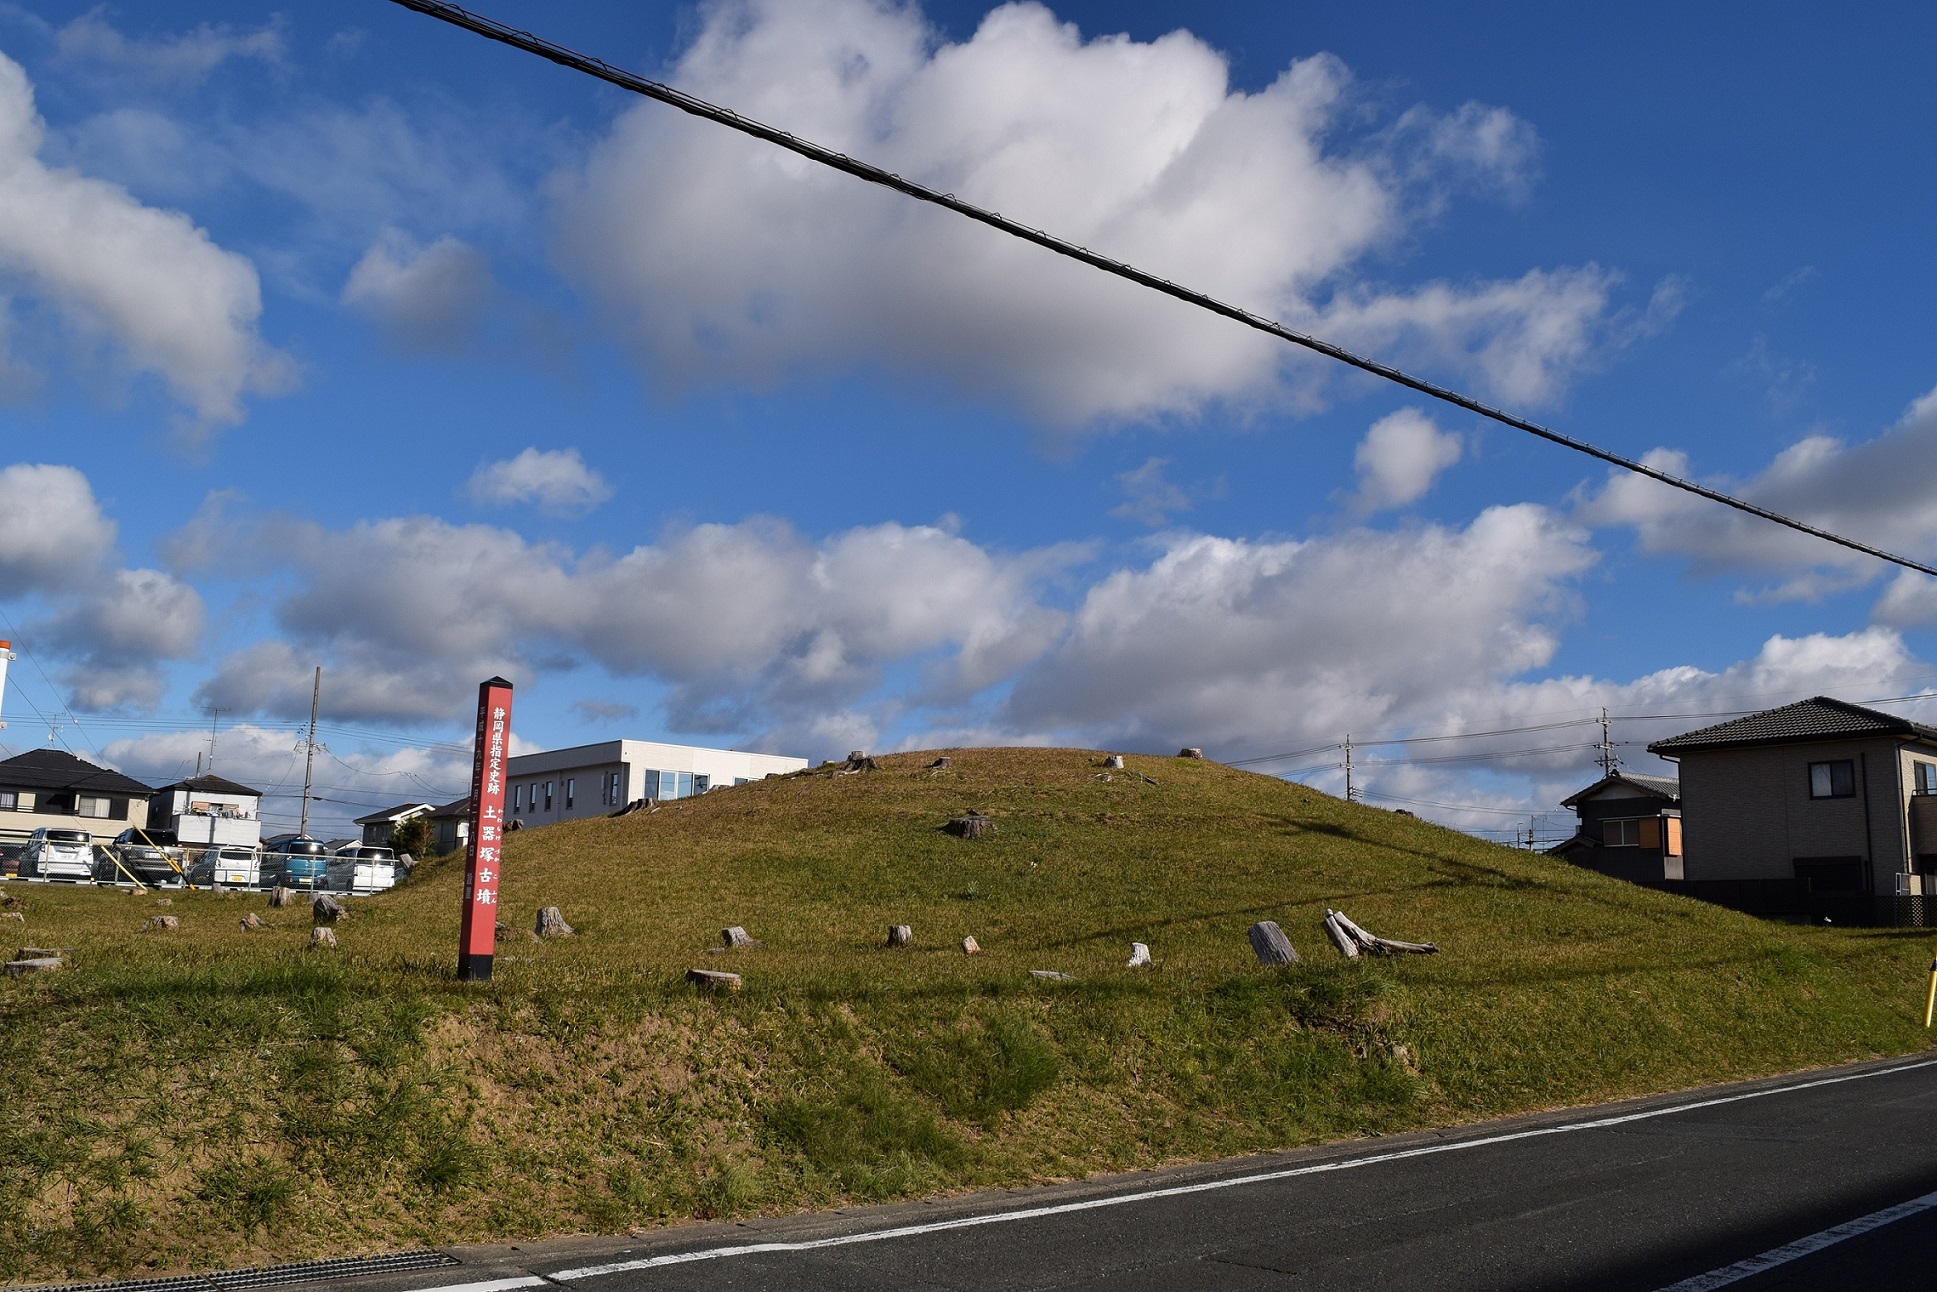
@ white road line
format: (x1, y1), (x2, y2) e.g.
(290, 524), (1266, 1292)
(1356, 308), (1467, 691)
(1654, 1189), (1937, 1291)
(522, 1057), (1937, 1281)
(406, 1277), (548, 1292)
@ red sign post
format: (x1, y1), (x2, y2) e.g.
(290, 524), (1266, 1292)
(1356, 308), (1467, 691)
(458, 676), (513, 981)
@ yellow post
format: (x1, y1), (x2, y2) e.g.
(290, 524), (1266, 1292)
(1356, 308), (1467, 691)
(1924, 946), (1937, 1029)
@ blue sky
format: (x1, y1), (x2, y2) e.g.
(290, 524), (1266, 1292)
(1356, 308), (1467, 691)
(0, 0), (1933, 840)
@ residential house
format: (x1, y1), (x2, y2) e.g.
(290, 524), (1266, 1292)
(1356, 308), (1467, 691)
(1548, 771), (1683, 882)
(0, 749), (152, 841)
(506, 739), (807, 828)
(354, 802), (434, 848)
(148, 774), (264, 849)
(426, 796), (471, 856)
(1646, 696), (1937, 903)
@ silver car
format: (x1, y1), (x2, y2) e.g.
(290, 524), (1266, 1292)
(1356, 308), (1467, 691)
(21, 827), (95, 881)
(186, 845), (264, 889)
(327, 844), (397, 895)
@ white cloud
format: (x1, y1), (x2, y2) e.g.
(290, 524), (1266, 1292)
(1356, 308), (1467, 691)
(0, 51), (290, 430)
(51, 12), (285, 86)
(465, 447), (611, 515)
(554, 0), (1623, 427)
(342, 229), (494, 353)
(1348, 408), (1461, 513)
(1577, 383), (1937, 602)
(1110, 457), (1193, 526)
(0, 463), (116, 592)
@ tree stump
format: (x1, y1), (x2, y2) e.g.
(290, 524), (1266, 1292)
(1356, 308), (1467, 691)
(961, 936), (982, 955)
(1126, 941), (1152, 967)
(309, 926), (337, 950)
(142, 915), (179, 933)
(312, 894), (346, 924)
(3, 957), (61, 977)
(945, 813), (992, 839)
(1178, 747), (1205, 759)
(927, 756), (952, 769)
(1322, 911), (1360, 959)
(686, 968), (742, 993)
(239, 912), (264, 932)
(1029, 969), (1074, 982)
(1247, 921), (1300, 966)
(536, 906), (575, 938)
(721, 924), (759, 948)
(887, 924), (913, 947)
(266, 887), (293, 908)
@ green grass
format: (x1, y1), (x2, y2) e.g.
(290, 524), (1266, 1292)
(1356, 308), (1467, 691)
(1, 747), (1931, 1282)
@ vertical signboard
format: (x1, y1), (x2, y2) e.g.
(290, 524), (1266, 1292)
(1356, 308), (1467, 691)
(458, 676), (514, 981)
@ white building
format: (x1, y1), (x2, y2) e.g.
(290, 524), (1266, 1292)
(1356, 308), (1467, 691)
(148, 774), (263, 848)
(506, 740), (807, 827)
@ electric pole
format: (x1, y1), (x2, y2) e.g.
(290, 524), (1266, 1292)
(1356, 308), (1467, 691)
(1598, 706), (1617, 778)
(1344, 734), (1357, 802)
(205, 707), (227, 775)
(299, 668), (321, 839)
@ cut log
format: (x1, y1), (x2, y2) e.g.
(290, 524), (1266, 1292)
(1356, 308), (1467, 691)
(1178, 747), (1205, 759)
(1247, 920), (1299, 966)
(687, 968), (742, 993)
(3, 957), (62, 977)
(1126, 941), (1152, 968)
(0, 911), (24, 924)
(927, 756), (952, 769)
(266, 887), (293, 908)
(239, 912), (264, 932)
(1103, 754), (1125, 769)
(1322, 912), (1360, 959)
(961, 936), (982, 955)
(721, 924), (760, 948)
(308, 926), (337, 950)
(887, 924), (913, 947)
(1328, 908), (1439, 956)
(944, 812), (992, 839)
(311, 894), (347, 924)
(1029, 969), (1074, 981)
(536, 906), (575, 938)
(142, 915), (179, 933)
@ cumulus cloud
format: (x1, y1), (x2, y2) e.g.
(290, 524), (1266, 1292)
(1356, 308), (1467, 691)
(342, 229), (494, 353)
(1110, 458), (1194, 526)
(1577, 383), (1937, 602)
(465, 447), (612, 515)
(554, 0), (1627, 427)
(1348, 408), (1461, 513)
(0, 51), (290, 429)
(0, 463), (116, 592)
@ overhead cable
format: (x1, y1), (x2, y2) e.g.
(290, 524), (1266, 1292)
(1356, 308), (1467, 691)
(388, 0), (1937, 580)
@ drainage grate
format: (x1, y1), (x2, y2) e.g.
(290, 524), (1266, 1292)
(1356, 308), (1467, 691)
(20, 1250), (460, 1292)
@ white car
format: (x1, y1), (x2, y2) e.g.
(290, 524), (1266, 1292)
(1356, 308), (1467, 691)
(20, 827), (94, 881)
(328, 845), (397, 895)
(187, 845), (264, 889)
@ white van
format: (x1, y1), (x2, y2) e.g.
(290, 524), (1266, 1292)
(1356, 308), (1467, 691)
(187, 845), (263, 889)
(21, 827), (95, 881)
(327, 845), (397, 895)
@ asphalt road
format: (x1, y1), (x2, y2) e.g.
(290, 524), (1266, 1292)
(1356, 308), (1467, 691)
(267, 1054), (1937, 1292)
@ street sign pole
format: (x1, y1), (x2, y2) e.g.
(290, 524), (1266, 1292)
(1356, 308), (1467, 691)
(458, 676), (513, 981)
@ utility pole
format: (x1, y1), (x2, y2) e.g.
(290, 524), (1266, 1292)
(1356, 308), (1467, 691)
(1344, 734), (1357, 802)
(205, 707), (226, 775)
(299, 668), (322, 838)
(1598, 706), (1617, 778)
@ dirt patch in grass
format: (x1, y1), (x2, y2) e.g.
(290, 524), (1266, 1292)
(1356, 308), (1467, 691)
(1, 747), (1931, 1281)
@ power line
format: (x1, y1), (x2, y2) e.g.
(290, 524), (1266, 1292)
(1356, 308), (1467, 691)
(388, 0), (1937, 581)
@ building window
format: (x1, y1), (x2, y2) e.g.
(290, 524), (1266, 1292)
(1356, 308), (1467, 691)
(695, 774), (710, 794)
(606, 771), (622, 804)
(565, 778), (575, 809)
(77, 796), (111, 819)
(1809, 760), (1856, 799)
(544, 781), (553, 811)
(513, 784), (523, 812)
(0, 791), (14, 810)
(1603, 818), (1640, 847)
(1917, 762), (1937, 796)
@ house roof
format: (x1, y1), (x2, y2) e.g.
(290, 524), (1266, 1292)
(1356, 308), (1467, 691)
(426, 795), (471, 820)
(352, 801), (434, 826)
(0, 748), (152, 797)
(1648, 696), (1937, 755)
(1559, 770), (1681, 809)
(157, 773), (261, 797)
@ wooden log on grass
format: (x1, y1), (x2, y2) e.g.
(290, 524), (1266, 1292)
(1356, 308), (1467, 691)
(945, 812), (992, 839)
(687, 968), (742, 993)
(1126, 941), (1152, 967)
(721, 925), (760, 948)
(887, 924), (913, 947)
(1247, 921), (1300, 966)
(3, 957), (62, 977)
(1322, 911), (1360, 959)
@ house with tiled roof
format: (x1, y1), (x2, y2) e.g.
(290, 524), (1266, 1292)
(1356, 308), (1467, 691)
(1547, 771), (1683, 883)
(1646, 696), (1937, 904)
(0, 748), (153, 839)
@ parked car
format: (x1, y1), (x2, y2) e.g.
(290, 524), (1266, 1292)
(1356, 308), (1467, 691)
(272, 838), (330, 890)
(0, 841), (22, 877)
(185, 845), (265, 889)
(20, 827), (95, 881)
(327, 844), (397, 895)
(98, 844), (183, 887)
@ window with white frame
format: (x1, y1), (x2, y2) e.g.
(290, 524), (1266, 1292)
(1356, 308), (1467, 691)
(77, 796), (111, 818)
(565, 777), (575, 809)
(1917, 761), (1937, 796)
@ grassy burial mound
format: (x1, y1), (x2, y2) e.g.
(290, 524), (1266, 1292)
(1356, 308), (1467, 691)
(1, 747), (1932, 1281)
